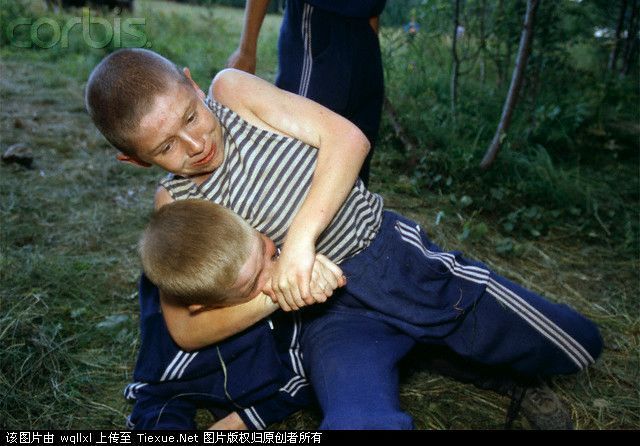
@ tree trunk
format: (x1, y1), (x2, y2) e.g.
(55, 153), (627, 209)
(504, 37), (513, 87)
(621, 0), (639, 75)
(609, 0), (628, 72)
(480, 0), (540, 170)
(451, 0), (461, 117)
(479, 0), (487, 84)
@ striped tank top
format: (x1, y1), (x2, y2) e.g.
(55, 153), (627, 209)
(159, 99), (384, 264)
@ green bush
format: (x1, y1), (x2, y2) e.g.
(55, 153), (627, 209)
(379, 0), (638, 252)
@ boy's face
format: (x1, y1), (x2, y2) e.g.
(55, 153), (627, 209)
(228, 231), (279, 304)
(120, 73), (225, 178)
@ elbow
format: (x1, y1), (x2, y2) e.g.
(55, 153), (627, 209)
(171, 333), (200, 353)
(169, 325), (226, 352)
(337, 119), (369, 160)
(361, 131), (371, 156)
(166, 320), (213, 352)
(352, 126), (371, 158)
(170, 332), (201, 353)
(181, 345), (200, 353)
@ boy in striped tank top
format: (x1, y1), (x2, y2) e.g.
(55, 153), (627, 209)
(86, 49), (602, 429)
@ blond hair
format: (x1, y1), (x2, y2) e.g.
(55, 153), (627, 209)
(138, 200), (255, 307)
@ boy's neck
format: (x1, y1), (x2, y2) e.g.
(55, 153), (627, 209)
(189, 172), (212, 186)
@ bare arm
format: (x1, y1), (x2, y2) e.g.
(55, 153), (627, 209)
(211, 70), (369, 311)
(227, 0), (271, 73)
(161, 292), (279, 351)
(154, 187), (279, 351)
(161, 257), (344, 350)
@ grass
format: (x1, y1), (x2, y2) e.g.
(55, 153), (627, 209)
(1, 0), (639, 430)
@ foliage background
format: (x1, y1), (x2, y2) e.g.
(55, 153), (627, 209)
(0, 0), (638, 429)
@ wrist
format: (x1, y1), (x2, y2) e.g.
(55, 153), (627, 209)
(238, 44), (257, 56)
(256, 293), (279, 311)
(286, 222), (321, 248)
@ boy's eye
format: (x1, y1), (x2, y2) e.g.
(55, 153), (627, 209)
(161, 143), (172, 154)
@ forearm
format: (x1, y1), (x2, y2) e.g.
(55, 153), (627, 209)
(238, 0), (270, 56)
(286, 124), (370, 246)
(161, 292), (279, 351)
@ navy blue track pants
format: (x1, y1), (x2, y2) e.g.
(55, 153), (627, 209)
(301, 211), (603, 429)
(276, 0), (384, 186)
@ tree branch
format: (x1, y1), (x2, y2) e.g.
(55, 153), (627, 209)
(480, 0), (540, 170)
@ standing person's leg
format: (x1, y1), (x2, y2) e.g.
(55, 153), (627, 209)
(275, 0), (304, 94)
(301, 308), (415, 429)
(276, 1), (349, 109)
(276, 1), (377, 185)
(342, 18), (384, 187)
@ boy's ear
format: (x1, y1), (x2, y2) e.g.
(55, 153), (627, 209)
(188, 303), (206, 314)
(183, 67), (206, 101)
(116, 153), (152, 168)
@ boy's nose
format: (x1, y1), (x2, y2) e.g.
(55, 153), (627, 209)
(185, 140), (203, 157)
(179, 131), (203, 156)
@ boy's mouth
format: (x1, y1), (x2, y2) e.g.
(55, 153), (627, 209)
(193, 142), (216, 166)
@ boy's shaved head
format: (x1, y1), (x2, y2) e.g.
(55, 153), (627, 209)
(85, 48), (191, 155)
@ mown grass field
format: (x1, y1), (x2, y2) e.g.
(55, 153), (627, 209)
(1, 0), (638, 429)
